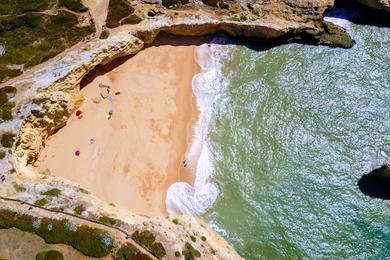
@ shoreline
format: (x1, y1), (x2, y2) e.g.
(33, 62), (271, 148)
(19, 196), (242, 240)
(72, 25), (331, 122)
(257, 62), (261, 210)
(34, 35), (206, 216)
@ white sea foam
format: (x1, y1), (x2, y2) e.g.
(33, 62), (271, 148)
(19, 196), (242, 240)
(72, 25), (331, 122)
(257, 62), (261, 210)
(166, 36), (229, 215)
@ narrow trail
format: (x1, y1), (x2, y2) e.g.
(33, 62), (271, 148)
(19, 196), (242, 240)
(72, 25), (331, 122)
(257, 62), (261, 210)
(0, 196), (160, 259)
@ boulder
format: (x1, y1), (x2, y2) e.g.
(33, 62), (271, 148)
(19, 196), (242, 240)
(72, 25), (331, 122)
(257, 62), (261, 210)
(357, 0), (390, 12)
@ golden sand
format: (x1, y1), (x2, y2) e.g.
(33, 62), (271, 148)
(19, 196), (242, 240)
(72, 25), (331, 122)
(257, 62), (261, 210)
(36, 39), (200, 216)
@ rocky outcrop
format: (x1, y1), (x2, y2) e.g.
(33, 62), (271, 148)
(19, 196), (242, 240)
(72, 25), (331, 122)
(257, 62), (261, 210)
(375, 163), (390, 183)
(358, 163), (390, 200)
(357, 0), (390, 12)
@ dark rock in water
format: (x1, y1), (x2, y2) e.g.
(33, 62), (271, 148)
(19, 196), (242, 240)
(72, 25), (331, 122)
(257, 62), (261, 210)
(358, 163), (390, 200)
(318, 21), (355, 48)
(357, 0), (390, 12)
(376, 162), (390, 182)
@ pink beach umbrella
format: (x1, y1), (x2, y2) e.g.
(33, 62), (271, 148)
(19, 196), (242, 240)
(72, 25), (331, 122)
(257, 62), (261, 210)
(75, 150), (81, 157)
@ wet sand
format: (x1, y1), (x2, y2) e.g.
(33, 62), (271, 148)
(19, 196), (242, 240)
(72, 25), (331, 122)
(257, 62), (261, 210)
(35, 38), (201, 216)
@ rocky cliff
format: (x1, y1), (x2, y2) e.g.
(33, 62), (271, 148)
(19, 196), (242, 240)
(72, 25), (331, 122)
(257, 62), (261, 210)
(0, 0), (357, 259)
(357, 0), (390, 12)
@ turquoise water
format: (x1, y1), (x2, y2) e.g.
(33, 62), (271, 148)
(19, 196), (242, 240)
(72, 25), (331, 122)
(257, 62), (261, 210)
(204, 14), (390, 259)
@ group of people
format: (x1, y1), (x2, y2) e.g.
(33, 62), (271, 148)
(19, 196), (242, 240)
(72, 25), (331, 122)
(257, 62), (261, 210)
(74, 82), (120, 157)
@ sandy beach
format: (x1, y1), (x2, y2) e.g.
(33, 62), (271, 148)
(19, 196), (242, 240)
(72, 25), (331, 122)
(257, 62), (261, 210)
(35, 37), (201, 216)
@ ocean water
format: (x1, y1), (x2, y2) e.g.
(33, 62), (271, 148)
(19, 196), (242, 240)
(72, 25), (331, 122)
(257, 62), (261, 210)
(199, 11), (390, 260)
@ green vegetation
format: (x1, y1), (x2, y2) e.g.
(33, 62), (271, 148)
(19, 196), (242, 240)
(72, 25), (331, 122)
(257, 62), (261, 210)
(36, 250), (64, 260)
(0, 0), (53, 15)
(201, 236), (206, 242)
(131, 230), (166, 258)
(98, 215), (117, 225)
(0, 209), (115, 257)
(175, 251), (181, 257)
(121, 14), (142, 25)
(0, 150), (5, 159)
(42, 188), (61, 196)
(113, 243), (152, 260)
(59, 0), (88, 13)
(201, 0), (219, 7)
(1, 132), (15, 148)
(172, 219), (179, 225)
(106, 0), (137, 28)
(190, 235), (196, 242)
(0, 86), (16, 122)
(74, 205), (85, 215)
(100, 29), (110, 39)
(13, 182), (26, 192)
(182, 242), (201, 259)
(0, 7), (95, 83)
(34, 198), (48, 206)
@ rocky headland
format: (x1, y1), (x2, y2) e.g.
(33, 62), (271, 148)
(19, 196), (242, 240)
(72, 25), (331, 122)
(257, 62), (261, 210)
(0, 0), (373, 259)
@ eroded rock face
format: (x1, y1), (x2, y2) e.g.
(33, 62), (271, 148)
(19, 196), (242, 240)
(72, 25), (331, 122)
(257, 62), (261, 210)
(357, 0), (390, 12)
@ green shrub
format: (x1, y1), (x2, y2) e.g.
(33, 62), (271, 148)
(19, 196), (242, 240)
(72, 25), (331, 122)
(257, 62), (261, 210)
(15, 0), (50, 13)
(172, 219), (179, 225)
(182, 242), (201, 259)
(0, 10), (95, 83)
(74, 205), (85, 215)
(99, 29), (110, 39)
(42, 188), (61, 196)
(0, 86), (16, 121)
(121, 14), (142, 25)
(113, 243), (152, 260)
(34, 198), (48, 206)
(175, 251), (181, 257)
(0, 150), (5, 159)
(59, 0), (88, 13)
(106, 0), (134, 28)
(0, 209), (115, 257)
(13, 182), (26, 192)
(36, 250), (64, 260)
(131, 230), (166, 258)
(202, 0), (219, 7)
(1, 133), (15, 148)
(201, 236), (206, 242)
(190, 235), (196, 242)
(98, 215), (117, 225)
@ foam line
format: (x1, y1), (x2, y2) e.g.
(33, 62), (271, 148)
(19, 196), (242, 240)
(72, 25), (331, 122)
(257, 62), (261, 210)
(166, 36), (228, 215)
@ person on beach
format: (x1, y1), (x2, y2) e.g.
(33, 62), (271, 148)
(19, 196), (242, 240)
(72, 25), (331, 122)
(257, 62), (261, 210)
(107, 109), (114, 120)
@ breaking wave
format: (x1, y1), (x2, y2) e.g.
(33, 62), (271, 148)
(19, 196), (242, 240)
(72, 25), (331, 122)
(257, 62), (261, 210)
(165, 36), (229, 215)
